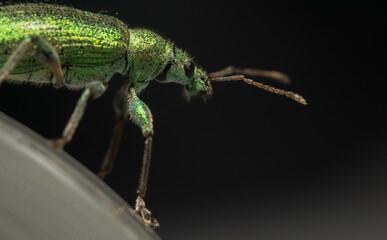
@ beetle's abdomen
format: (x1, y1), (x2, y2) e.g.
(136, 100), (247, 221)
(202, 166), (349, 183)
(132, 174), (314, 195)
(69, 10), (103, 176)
(0, 3), (129, 84)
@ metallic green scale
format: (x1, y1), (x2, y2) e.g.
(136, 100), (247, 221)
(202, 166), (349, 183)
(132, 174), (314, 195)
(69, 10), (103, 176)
(128, 29), (173, 91)
(0, 3), (203, 94)
(0, 4), (129, 86)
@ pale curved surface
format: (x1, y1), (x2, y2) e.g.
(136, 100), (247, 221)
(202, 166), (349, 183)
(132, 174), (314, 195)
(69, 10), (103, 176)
(0, 112), (160, 240)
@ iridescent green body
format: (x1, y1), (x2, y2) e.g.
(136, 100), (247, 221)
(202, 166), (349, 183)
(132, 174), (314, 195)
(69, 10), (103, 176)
(0, 3), (213, 229)
(0, 4), (128, 87)
(0, 3), (211, 95)
(0, 2), (305, 230)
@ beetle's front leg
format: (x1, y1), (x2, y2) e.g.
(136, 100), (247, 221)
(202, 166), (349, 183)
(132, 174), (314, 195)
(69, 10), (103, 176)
(127, 87), (159, 229)
(0, 35), (63, 86)
(51, 81), (107, 149)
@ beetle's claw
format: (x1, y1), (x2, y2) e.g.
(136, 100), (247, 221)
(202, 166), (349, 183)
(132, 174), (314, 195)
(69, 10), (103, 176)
(135, 195), (160, 229)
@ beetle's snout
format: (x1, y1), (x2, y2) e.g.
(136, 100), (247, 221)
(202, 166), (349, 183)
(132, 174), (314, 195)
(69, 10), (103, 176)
(198, 85), (213, 102)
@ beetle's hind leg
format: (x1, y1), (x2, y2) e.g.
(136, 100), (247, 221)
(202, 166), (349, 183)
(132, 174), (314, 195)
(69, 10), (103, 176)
(0, 35), (63, 86)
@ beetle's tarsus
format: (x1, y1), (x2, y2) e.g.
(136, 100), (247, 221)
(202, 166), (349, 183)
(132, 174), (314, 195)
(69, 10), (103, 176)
(135, 195), (160, 229)
(49, 137), (67, 150)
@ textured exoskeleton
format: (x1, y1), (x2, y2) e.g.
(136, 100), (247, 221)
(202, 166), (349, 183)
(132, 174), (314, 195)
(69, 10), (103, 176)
(0, 3), (306, 229)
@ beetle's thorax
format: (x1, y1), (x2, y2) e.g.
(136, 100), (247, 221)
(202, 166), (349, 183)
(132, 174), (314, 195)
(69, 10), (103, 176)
(127, 28), (173, 92)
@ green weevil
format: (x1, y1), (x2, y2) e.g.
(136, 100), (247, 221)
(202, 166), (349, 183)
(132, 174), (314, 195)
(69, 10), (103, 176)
(0, 3), (306, 229)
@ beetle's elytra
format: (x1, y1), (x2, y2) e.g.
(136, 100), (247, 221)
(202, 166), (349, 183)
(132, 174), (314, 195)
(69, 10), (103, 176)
(0, 3), (306, 229)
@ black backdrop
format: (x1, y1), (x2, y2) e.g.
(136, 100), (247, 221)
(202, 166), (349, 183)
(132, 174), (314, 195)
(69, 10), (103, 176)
(1, 0), (386, 239)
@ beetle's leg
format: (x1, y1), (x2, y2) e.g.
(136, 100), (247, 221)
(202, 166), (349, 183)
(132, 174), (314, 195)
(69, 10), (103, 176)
(208, 66), (291, 84)
(0, 35), (63, 86)
(51, 81), (107, 150)
(127, 87), (159, 229)
(98, 85), (129, 179)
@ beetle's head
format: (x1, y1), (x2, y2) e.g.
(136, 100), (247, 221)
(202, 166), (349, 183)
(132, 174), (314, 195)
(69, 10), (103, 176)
(155, 46), (307, 105)
(156, 47), (212, 101)
(182, 63), (212, 101)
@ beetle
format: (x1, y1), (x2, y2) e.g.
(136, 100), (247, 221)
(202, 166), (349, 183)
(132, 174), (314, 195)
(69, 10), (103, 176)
(0, 3), (306, 229)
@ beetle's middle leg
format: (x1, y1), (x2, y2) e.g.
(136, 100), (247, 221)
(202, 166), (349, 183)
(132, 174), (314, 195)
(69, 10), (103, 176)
(127, 87), (159, 229)
(98, 85), (129, 179)
(51, 81), (107, 150)
(0, 35), (63, 86)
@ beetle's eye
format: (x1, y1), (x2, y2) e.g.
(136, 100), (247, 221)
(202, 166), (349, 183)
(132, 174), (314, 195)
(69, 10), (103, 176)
(184, 61), (195, 78)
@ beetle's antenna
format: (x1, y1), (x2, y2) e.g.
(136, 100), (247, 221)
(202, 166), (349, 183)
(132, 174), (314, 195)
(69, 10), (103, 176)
(208, 66), (291, 85)
(209, 74), (307, 105)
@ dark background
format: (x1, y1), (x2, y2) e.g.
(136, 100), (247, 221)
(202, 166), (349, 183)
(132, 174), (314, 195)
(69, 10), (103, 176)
(1, 0), (386, 239)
